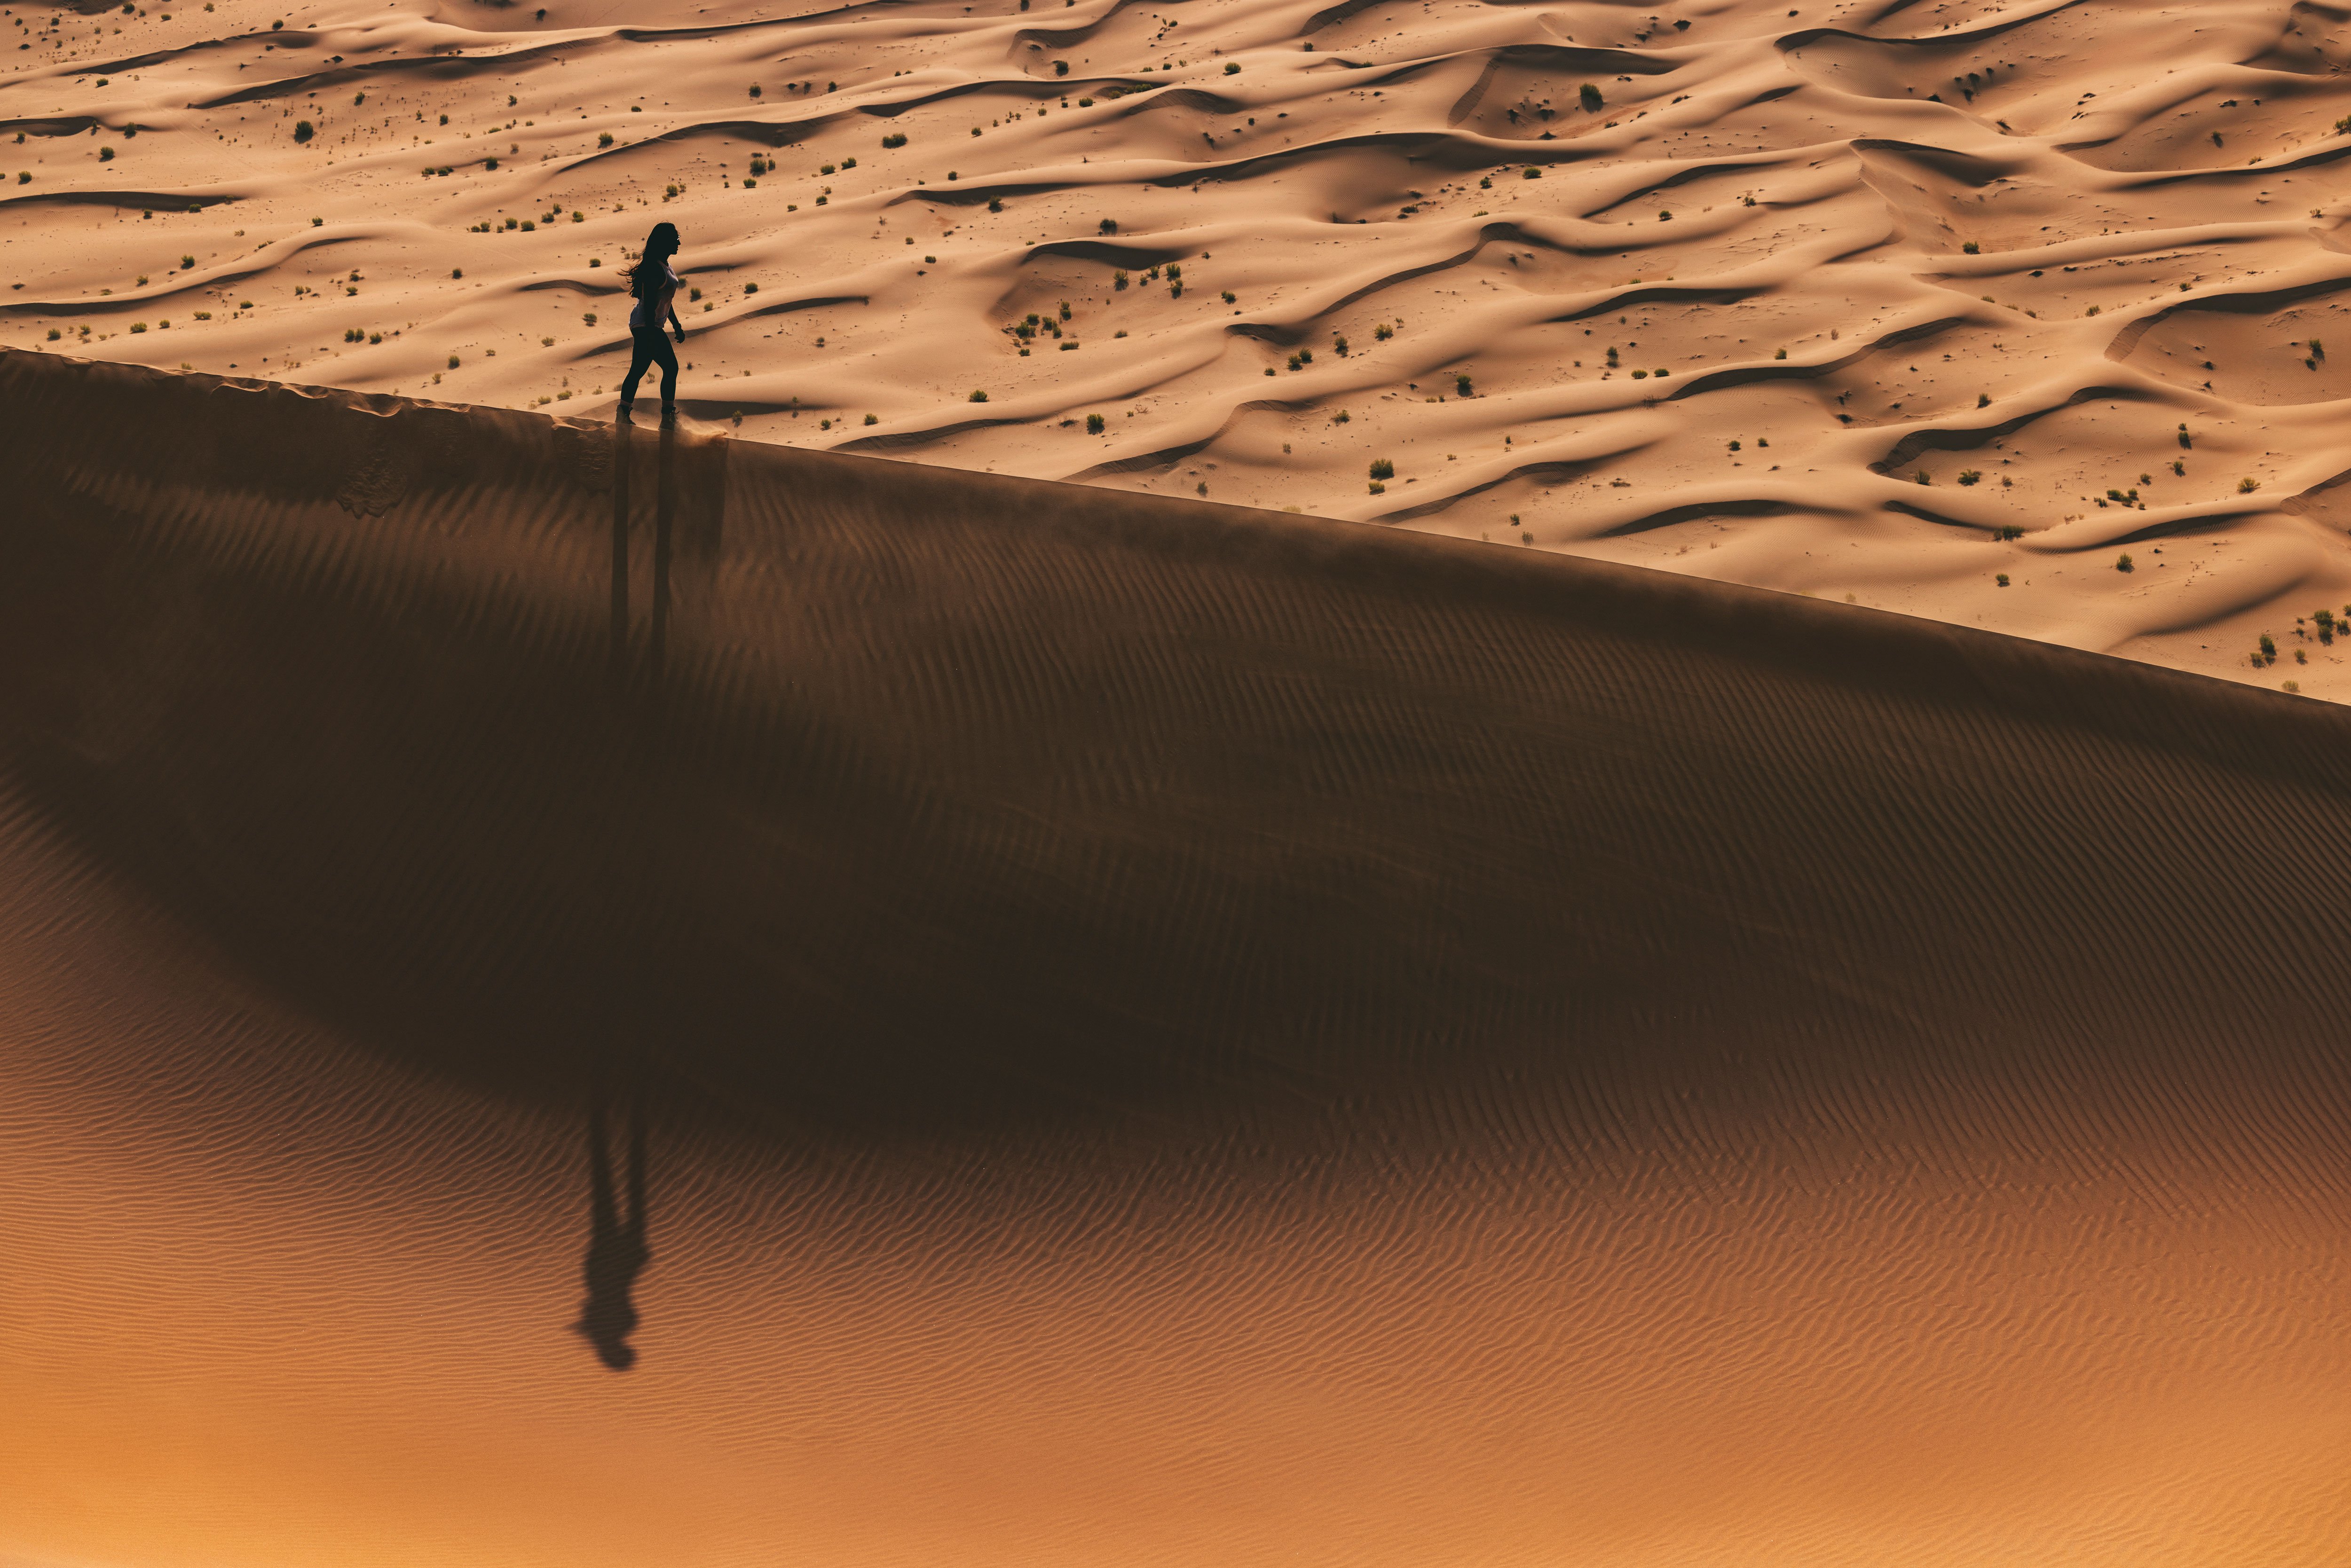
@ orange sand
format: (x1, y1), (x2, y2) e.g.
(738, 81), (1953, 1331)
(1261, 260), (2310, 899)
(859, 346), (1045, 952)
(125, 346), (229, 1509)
(1, 350), (2349, 1566)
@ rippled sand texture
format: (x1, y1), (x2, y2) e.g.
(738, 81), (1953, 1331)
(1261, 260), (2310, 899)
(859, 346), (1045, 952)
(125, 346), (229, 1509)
(12, 0), (2351, 693)
(3, 350), (2350, 1566)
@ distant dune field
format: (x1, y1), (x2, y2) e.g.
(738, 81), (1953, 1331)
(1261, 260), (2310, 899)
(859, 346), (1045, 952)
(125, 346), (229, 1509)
(8, 0), (2351, 690)
(0, 349), (2347, 1566)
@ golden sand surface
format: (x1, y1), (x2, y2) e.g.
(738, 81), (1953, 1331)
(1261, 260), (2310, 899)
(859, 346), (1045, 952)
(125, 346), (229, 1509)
(0, 350), (2348, 1565)
(9, 0), (2351, 687)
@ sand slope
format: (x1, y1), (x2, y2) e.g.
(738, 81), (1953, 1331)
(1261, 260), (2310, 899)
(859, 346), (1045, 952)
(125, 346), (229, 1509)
(9, 0), (2351, 691)
(2, 349), (2349, 1565)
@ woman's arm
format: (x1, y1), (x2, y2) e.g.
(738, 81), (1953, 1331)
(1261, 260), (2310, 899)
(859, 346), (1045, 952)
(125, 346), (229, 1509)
(668, 299), (686, 343)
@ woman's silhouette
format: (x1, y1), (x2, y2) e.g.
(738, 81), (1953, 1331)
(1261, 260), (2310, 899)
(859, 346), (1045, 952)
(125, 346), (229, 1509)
(617, 221), (686, 419)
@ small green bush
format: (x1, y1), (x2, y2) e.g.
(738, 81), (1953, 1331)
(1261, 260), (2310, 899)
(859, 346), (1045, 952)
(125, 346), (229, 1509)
(293, 120), (314, 142)
(883, 132), (907, 148)
(1087, 413), (1104, 433)
(598, 132), (614, 148)
(1223, 62), (1239, 75)
(1996, 573), (2010, 587)
(970, 389), (988, 402)
(1962, 241), (1979, 254)
(1054, 60), (1068, 75)
(1368, 457), (1394, 480)
(2240, 476), (2261, 492)
(1579, 83), (1602, 112)
(2115, 552), (2134, 573)
(1957, 469), (1982, 486)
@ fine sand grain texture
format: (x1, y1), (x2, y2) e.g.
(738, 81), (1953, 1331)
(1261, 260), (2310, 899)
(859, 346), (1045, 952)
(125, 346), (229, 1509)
(1, 349), (2349, 1566)
(8, 0), (2351, 689)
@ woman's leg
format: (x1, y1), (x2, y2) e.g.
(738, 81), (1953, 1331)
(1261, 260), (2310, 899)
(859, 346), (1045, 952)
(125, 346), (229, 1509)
(651, 332), (678, 407)
(618, 328), (656, 404)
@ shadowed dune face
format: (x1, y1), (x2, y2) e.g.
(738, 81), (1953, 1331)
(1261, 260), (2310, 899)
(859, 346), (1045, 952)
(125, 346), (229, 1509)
(13, 0), (2351, 695)
(3, 352), (2351, 1564)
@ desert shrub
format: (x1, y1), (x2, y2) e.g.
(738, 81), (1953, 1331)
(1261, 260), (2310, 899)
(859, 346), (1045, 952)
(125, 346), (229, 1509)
(293, 120), (314, 142)
(1996, 573), (2010, 587)
(1374, 323), (1393, 340)
(883, 133), (907, 148)
(864, 413), (878, 425)
(1579, 83), (1602, 111)
(1523, 165), (1541, 179)
(1962, 241), (1979, 254)
(1957, 469), (1982, 485)
(1367, 480), (1385, 495)
(599, 132), (614, 148)
(1631, 369), (1648, 379)
(2116, 552), (2134, 573)
(1333, 409), (1350, 423)
(1775, 348), (1787, 359)
(1087, 413), (1104, 433)
(584, 312), (597, 326)
(99, 147), (114, 162)
(1915, 470), (1931, 484)
(1455, 371), (1473, 395)
(1099, 218), (1118, 234)
(448, 354), (460, 368)
(1054, 60), (1068, 74)
(745, 282), (758, 293)
(130, 322), (147, 333)
(1332, 332), (1347, 353)
(1223, 63), (1239, 75)
(1368, 457), (1394, 480)
(2260, 633), (2278, 659)
(1222, 289), (1236, 303)
(988, 197), (1003, 213)
(47, 328), (59, 340)
(1995, 525), (2024, 540)
(970, 389), (988, 402)
(2240, 476), (2261, 492)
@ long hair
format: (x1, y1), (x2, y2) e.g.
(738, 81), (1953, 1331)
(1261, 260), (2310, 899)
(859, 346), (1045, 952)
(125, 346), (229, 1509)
(624, 222), (680, 299)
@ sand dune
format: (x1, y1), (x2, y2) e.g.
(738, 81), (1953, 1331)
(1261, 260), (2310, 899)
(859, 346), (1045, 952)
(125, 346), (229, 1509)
(8, 0), (2351, 691)
(3, 348), (2350, 1564)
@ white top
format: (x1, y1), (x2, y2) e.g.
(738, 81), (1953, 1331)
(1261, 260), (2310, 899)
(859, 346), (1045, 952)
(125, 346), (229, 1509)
(627, 260), (679, 331)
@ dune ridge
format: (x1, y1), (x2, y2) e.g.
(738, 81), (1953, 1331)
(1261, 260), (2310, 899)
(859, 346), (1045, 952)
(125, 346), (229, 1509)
(2, 348), (2350, 1564)
(11, 0), (2351, 692)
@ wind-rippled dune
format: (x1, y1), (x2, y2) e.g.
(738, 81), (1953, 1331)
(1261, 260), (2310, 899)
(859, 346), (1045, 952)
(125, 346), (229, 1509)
(11, 0), (2351, 690)
(3, 349), (2350, 1565)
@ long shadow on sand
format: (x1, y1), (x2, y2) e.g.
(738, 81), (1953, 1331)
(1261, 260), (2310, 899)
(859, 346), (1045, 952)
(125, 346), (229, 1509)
(570, 411), (727, 1371)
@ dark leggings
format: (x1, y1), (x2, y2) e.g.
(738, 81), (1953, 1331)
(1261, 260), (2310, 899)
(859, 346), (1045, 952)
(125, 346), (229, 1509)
(620, 324), (677, 405)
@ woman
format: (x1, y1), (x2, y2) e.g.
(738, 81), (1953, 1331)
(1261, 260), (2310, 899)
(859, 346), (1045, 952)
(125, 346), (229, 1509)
(617, 221), (686, 417)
